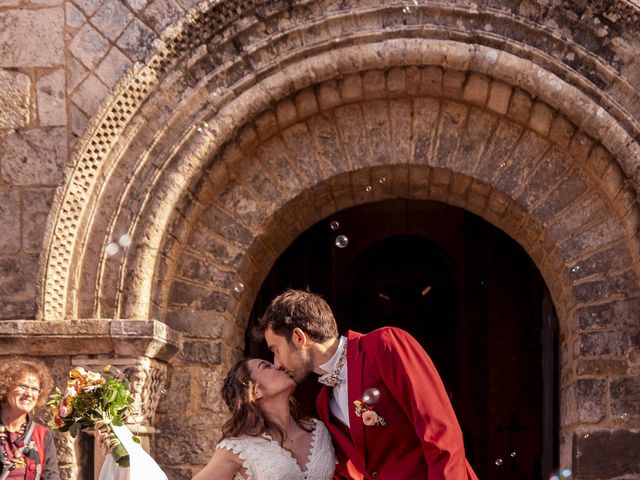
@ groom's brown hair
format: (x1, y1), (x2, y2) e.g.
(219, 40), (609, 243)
(255, 289), (338, 343)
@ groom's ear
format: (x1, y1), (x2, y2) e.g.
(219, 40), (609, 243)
(291, 327), (309, 349)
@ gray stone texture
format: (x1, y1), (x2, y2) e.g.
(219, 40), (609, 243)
(199, 367), (226, 412)
(156, 368), (191, 413)
(143, 0), (182, 33)
(67, 57), (88, 92)
(72, 74), (109, 116)
(69, 23), (110, 69)
(155, 415), (220, 464)
(574, 379), (606, 423)
(0, 190), (20, 253)
(73, 0), (103, 16)
(0, 256), (38, 319)
(0, 69), (31, 128)
(574, 430), (640, 479)
(575, 298), (640, 330)
(37, 69), (67, 126)
(96, 47), (132, 88)
(65, 2), (85, 28)
(91, 0), (134, 41)
(1, 127), (67, 185)
(180, 340), (221, 365)
(610, 378), (640, 419)
(0, 8), (64, 67)
(21, 188), (55, 253)
(116, 18), (156, 62)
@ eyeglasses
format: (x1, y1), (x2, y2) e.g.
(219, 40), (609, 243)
(15, 384), (41, 396)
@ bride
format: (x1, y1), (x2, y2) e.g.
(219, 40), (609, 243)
(193, 358), (335, 480)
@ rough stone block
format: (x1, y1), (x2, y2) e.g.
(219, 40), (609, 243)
(574, 379), (606, 423)
(75, 0), (103, 15)
(70, 23), (110, 69)
(1, 127), (66, 185)
(96, 47), (132, 88)
(21, 188), (55, 253)
(576, 358), (627, 376)
(507, 88), (533, 124)
(339, 73), (362, 103)
(529, 101), (554, 136)
(576, 330), (631, 357)
(462, 72), (489, 105)
(92, 0), (134, 41)
(72, 74), (109, 116)
(441, 69), (465, 98)
(0, 69), (31, 128)
(0, 190), (20, 253)
(574, 430), (640, 479)
(181, 340), (221, 365)
(0, 256), (38, 319)
(116, 19), (156, 62)
(37, 69), (66, 126)
(575, 298), (640, 330)
(167, 281), (229, 312)
(155, 415), (220, 463)
(176, 252), (234, 289)
(156, 367), (191, 413)
(0, 9), (64, 67)
(143, 0), (183, 33)
(487, 79), (512, 115)
(65, 2), (85, 28)
(200, 367), (226, 412)
(572, 270), (638, 304)
(610, 377), (640, 419)
(568, 242), (632, 283)
(316, 80), (341, 111)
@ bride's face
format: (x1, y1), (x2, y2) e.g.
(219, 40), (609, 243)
(247, 359), (295, 399)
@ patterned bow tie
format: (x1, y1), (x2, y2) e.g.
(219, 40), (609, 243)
(318, 343), (347, 387)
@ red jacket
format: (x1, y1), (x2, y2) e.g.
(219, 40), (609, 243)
(316, 328), (478, 480)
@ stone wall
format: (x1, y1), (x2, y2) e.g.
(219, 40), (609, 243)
(1, 1), (639, 479)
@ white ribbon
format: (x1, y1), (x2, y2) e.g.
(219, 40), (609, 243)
(98, 425), (167, 480)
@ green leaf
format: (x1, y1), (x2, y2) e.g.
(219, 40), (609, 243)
(131, 436), (141, 444)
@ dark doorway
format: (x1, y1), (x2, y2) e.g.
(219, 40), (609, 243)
(246, 198), (558, 479)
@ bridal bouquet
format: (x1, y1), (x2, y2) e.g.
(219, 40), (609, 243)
(47, 366), (140, 468)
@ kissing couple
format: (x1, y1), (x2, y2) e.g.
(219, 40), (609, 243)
(193, 289), (478, 480)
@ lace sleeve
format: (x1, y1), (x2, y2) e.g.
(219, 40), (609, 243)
(216, 437), (252, 478)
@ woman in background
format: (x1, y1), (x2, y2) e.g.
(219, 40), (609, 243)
(0, 357), (60, 480)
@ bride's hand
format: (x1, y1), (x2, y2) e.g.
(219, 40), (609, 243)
(94, 427), (111, 456)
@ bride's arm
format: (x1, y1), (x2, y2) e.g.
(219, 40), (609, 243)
(192, 448), (244, 480)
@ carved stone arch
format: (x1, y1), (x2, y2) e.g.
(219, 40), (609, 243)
(40, 1), (640, 323)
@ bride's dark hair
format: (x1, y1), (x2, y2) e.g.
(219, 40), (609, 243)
(220, 359), (312, 442)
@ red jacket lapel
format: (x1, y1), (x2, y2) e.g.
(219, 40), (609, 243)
(346, 330), (366, 463)
(316, 384), (365, 471)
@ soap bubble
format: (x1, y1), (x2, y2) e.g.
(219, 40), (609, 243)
(106, 242), (120, 257)
(335, 235), (349, 248)
(233, 282), (245, 294)
(330, 220), (340, 231)
(118, 234), (132, 247)
(495, 458), (503, 466)
(362, 387), (381, 405)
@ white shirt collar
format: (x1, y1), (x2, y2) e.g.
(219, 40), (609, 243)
(318, 335), (347, 375)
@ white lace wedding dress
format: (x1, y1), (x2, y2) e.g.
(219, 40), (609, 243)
(216, 419), (335, 480)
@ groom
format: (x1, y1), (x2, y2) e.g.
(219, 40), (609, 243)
(256, 289), (478, 480)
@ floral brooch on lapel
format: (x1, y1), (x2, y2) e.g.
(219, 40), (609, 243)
(353, 400), (387, 427)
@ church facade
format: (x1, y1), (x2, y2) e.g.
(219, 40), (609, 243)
(1, 1), (639, 478)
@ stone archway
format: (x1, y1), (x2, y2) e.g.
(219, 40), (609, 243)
(38, 1), (640, 478)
